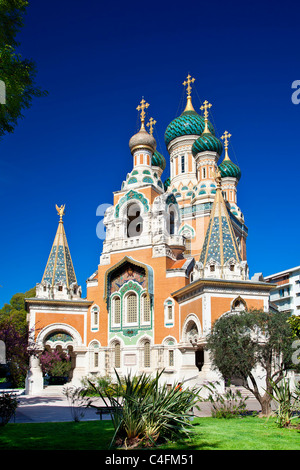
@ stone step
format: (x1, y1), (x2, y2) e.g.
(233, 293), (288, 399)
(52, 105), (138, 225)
(227, 385), (255, 398)
(40, 385), (66, 396)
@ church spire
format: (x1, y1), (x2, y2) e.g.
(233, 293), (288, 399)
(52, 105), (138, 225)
(199, 170), (247, 279)
(41, 205), (77, 289)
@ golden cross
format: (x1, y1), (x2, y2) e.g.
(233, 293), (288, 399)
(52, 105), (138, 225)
(221, 131), (232, 160)
(221, 130), (231, 149)
(136, 98), (150, 129)
(146, 117), (156, 135)
(200, 100), (212, 120)
(183, 74), (195, 97)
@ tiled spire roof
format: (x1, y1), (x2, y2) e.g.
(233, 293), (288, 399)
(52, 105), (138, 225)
(41, 205), (77, 288)
(199, 172), (242, 267)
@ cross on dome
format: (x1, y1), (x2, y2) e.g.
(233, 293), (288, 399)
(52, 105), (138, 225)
(136, 98), (150, 130)
(221, 130), (232, 160)
(182, 74), (196, 112)
(183, 74), (195, 96)
(146, 117), (156, 136)
(200, 100), (212, 133)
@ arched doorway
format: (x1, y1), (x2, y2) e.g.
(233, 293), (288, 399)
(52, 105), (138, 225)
(39, 328), (77, 386)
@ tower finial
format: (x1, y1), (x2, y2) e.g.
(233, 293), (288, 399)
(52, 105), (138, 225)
(183, 74), (196, 111)
(200, 100), (212, 133)
(221, 131), (232, 160)
(56, 204), (65, 223)
(136, 98), (150, 130)
(146, 117), (156, 136)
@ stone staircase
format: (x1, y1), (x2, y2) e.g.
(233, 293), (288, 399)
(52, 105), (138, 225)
(40, 385), (66, 396)
(227, 385), (255, 399)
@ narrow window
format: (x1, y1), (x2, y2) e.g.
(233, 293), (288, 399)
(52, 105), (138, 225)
(127, 293), (137, 323)
(94, 352), (99, 368)
(91, 306), (99, 330)
(168, 305), (173, 320)
(169, 350), (174, 367)
(113, 297), (121, 324)
(127, 203), (143, 237)
(181, 155), (185, 173)
(169, 209), (175, 235)
(210, 265), (215, 272)
(143, 294), (150, 323)
(114, 342), (121, 368)
(144, 341), (150, 368)
(230, 264), (235, 272)
(202, 167), (206, 179)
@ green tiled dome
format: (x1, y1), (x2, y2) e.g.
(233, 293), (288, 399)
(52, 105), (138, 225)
(192, 132), (223, 157)
(164, 110), (215, 147)
(219, 159), (241, 181)
(152, 150), (166, 171)
(164, 177), (171, 191)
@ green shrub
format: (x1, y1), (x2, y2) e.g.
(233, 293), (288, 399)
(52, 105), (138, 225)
(87, 370), (200, 449)
(201, 381), (248, 418)
(268, 377), (300, 428)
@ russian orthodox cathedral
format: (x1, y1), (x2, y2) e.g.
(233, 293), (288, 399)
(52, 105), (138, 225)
(25, 75), (273, 394)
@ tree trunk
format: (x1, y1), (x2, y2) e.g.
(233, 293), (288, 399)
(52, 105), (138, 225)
(257, 393), (272, 416)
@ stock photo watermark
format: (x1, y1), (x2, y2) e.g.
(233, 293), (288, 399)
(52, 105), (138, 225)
(291, 80), (300, 104)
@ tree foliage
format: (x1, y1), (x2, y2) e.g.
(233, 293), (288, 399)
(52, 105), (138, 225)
(0, 287), (35, 386)
(0, 0), (47, 137)
(206, 309), (296, 415)
(287, 315), (300, 339)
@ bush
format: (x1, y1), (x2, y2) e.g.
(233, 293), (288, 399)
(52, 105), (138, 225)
(87, 370), (200, 448)
(0, 393), (18, 426)
(39, 350), (71, 377)
(201, 381), (248, 418)
(268, 377), (300, 428)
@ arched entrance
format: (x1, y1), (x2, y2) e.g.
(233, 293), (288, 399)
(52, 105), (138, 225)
(36, 324), (82, 387)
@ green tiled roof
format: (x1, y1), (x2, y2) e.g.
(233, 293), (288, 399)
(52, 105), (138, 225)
(164, 110), (215, 146)
(219, 159), (241, 181)
(192, 132), (223, 157)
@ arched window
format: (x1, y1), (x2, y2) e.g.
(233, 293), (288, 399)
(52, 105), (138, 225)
(181, 155), (185, 173)
(142, 294), (151, 323)
(126, 292), (138, 324)
(91, 305), (99, 331)
(113, 296), (121, 325)
(114, 342), (121, 368)
(164, 299), (175, 327)
(232, 296), (247, 312)
(127, 203), (143, 237)
(169, 208), (175, 235)
(144, 340), (150, 368)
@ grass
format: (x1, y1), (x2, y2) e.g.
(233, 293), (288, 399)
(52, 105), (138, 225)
(0, 416), (299, 450)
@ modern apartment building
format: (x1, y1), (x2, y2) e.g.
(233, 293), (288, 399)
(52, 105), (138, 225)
(265, 266), (300, 315)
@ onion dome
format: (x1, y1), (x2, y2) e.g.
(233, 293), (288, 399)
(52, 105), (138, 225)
(129, 98), (156, 154)
(218, 130), (241, 181)
(192, 132), (223, 157)
(164, 75), (214, 147)
(219, 158), (241, 181)
(129, 127), (156, 154)
(164, 177), (171, 191)
(152, 150), (166, 171)
(192, 99), (222, 157)
(164, 109), (215, 147)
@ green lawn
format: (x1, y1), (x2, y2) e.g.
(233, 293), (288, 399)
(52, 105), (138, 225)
(0, 417), (299, 450)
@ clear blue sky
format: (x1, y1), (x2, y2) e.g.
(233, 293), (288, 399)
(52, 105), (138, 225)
(0, 0), (299, 305)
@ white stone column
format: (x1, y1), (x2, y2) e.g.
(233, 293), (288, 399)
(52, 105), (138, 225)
(25, 353), (44, 395)
(178, 344), (199, 383)
(70, 347), (88, 387)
